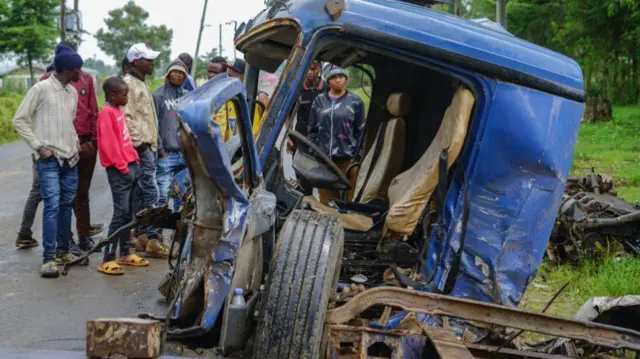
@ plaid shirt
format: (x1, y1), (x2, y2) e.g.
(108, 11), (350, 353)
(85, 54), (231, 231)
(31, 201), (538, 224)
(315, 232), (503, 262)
(13, 75), (79, 166)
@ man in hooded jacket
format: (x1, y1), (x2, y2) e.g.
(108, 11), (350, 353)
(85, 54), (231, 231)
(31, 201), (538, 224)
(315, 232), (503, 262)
(151, 60), (189, 226)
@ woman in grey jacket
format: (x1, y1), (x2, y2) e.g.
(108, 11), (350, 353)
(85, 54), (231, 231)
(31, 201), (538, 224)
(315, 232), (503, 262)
(308, 65), (366, 204)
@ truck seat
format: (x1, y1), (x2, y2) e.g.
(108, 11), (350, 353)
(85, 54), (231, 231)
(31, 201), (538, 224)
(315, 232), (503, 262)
(384, 86), (475, 235)
(353, 92), (408, 203)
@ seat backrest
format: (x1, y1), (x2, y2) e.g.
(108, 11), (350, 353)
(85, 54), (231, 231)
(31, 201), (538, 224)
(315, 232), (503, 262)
(353, 93), (409, 203)
(385, 86), (475, 235)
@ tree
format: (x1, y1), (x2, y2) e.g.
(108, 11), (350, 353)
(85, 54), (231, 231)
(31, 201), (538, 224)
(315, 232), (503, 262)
(84, 58), (117, 76)
(95, 1), (173, 71)
(0, 0), (59, 83)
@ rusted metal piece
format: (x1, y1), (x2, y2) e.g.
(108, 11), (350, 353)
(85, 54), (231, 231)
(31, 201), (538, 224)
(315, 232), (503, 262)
(234, 18), (301, 53)
(421, 326), (475, 359)
(326, 287), (640, 351)
(325, 0), (345, 20)
(326, 324), (426, 359)
(466, 344), (575, 359)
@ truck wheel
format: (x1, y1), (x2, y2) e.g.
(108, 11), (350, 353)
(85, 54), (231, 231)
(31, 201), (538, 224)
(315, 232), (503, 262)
(254, 210), (343, 359)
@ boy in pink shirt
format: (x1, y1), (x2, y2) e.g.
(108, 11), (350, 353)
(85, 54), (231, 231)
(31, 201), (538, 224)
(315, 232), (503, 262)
(96, 77), (149, 275)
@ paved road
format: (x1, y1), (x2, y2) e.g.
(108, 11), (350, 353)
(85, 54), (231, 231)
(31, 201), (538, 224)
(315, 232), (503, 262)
(0, 134), (297, 355)
(0, 141), (169, 352)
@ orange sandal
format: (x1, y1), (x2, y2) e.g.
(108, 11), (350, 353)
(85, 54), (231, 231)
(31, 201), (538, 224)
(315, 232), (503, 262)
(98, 261), (124, 275)
(117, 254), (150, 267)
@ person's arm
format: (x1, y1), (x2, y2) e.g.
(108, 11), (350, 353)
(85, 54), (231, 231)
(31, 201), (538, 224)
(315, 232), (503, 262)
(152, 91), (165, 157)
(98, 110), (129, 174)
(12, 86), (44, 151)
(87, 75), (99, 140)
(354, 97), (366, 143)
(122, 78), (141, 147)
(257, 91), (269, 107)
(307, 97), (321, 144)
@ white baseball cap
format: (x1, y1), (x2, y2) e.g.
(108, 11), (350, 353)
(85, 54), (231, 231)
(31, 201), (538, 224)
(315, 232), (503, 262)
(126, 43), (161, 62)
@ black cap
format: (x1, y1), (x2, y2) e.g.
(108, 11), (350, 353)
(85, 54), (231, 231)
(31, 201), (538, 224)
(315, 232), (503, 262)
(211, 56), (227, 64)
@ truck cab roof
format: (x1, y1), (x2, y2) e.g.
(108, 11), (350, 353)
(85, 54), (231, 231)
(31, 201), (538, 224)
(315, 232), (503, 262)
(236, 0), (584, 100)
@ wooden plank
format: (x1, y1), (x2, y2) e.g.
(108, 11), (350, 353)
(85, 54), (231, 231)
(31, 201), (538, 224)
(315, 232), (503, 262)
(86, 318), (161, 358)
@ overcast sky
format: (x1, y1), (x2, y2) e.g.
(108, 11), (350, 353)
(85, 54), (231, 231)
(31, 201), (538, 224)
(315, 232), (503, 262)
(76, 0), (266, 65)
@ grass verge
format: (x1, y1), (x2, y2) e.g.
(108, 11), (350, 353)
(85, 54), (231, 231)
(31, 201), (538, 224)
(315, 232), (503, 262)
(0, 91), (23, 144)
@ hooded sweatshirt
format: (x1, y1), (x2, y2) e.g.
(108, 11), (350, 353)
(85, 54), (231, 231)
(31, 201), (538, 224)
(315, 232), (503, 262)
(152, 60), (189, 155)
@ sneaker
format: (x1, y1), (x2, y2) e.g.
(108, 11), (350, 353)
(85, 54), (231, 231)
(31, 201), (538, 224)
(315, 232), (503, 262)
(89, 223), (104, 231)
(55, 252), (78, 265)
(135, 234), (149, 252)
(145, 239), (170, 259)
(69, 239), (84, 256)
(78, 236), (96, 251)
(87, 226), (104, 237)
(40, 261), (60, 278)
(15, 234), (38, 249)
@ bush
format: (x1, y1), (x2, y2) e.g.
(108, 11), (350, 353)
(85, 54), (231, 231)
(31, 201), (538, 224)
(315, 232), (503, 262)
(0, 91), (23, 144)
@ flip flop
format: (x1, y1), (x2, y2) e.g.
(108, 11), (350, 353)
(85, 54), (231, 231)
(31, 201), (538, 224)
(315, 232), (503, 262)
(98, 261), (124, 275)
(117, 254), (150, 267)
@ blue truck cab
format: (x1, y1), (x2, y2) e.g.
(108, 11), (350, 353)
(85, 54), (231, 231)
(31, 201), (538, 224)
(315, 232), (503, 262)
(162, 0), (640, 357)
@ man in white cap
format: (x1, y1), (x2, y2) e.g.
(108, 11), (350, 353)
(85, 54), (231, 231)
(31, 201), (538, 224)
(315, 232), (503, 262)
(123, 43), (170, 259)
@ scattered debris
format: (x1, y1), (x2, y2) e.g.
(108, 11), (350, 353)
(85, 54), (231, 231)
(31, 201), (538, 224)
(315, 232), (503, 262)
(548, 169), (640, 263)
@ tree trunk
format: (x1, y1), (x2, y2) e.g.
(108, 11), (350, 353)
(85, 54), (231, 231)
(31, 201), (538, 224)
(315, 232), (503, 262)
(583, 93), (613, 123)
(27, 52), (35, 89)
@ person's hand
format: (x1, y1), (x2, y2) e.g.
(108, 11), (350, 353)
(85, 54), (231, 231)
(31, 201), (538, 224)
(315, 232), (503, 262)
(286, 138), (296, 155)
(159, 150), (168, 158)
(37, 147), (54, 159)
(79, 141), (95, 153)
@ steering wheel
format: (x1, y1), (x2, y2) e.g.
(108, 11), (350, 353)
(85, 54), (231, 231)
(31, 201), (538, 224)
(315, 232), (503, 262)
(288, 129), (352, 189)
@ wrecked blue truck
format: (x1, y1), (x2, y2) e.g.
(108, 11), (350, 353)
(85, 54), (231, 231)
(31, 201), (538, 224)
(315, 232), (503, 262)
(148, 0), (640, 357)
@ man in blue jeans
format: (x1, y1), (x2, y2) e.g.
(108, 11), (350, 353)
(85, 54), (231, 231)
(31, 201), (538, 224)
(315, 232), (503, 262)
(12, 43), (84, 278)
(152, 60), (189, 226)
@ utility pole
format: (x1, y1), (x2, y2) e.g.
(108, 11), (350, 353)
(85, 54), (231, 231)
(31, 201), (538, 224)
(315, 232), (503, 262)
(496, 0), (507, 28)
(192, 0), (209, 78)
(454, 0), (461, 16)
(60, 0), (66, 42)
(226, 21), (238, 60)
(218, 24), (223, 59)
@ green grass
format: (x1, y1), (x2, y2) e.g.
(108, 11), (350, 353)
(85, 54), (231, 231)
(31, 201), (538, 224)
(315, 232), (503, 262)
(0, 91), (23, 144)
(522, 256), (640, 317)
(571, 106), (640, 203)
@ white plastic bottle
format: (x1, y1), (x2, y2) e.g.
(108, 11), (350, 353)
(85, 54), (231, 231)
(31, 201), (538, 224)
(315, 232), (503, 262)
(231, 288), (246, 307)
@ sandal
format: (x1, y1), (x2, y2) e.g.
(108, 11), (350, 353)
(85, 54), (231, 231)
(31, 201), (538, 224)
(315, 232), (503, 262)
(98, 261), (124, 275)
(117, 254), (150, 267)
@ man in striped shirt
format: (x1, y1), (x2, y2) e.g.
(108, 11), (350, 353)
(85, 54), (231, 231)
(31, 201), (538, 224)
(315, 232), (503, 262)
(13, 43), (84, 278)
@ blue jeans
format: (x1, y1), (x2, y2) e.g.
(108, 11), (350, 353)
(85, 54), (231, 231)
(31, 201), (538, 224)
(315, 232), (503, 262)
(132, 148), (159, 238)
(37, 158), (78, 263)
(157, 152), (186, 211)
(148, 152), (186, 238)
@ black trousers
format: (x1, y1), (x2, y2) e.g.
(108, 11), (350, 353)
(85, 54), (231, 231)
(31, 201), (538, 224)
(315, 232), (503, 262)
(104, 163), (140, 262)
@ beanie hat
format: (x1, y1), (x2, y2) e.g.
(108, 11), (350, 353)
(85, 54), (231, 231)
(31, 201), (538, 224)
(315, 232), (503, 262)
(53, 43), (83, 72)
(164, 59), (188, 78)
(323, 64), (348, 81)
